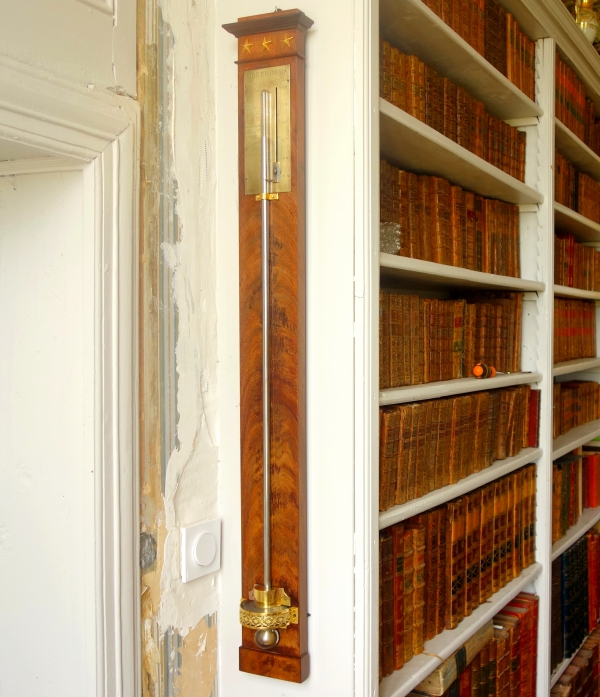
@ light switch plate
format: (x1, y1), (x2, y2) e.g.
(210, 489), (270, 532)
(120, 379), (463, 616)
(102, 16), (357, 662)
(181, 518), (221, 583)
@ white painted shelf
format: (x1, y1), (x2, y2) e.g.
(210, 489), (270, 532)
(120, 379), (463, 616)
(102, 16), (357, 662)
(380, 253), (546, 293)
(554, 202), (600, 243)
(551, 506), (600, 561)
(553, 419), (600, 460)
(379, 99), (544, 205)
(555, 118), (600, 183)
(553, 356), (600, 377)
(554, 284), (600, 301)
(380, 372), (541, 406)
(379, 0), (542, 121)
(379, 563), (542, 697)
(379, 447), (542, 530)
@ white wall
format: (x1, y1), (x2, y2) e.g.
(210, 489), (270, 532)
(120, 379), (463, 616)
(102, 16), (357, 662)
(0, 0), (136, 95)
(216, 2), (361, 694)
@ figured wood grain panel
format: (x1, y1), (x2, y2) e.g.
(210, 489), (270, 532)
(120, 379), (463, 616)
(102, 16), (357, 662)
(223, 9), (313, 683)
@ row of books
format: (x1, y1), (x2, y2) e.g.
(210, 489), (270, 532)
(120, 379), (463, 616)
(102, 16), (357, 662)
(379, 385), (539, 511)
(379, 292), (523, 390)
(411, 598), (539, 697)
(553, 381), (600, 438)
(551, 623), (600, 696)
(379, 41), (526, 181)
(379, 465), (537, 678)
(419, 0), (536, 101)
(556, 52), (600, 156)
(380, 161), (522, 278)
(555, 234), (600, 292)
(555, 150), (600, 226)
(554, 298), (597, 364)
(552, 447), (600, 544)
(551, 528), (600, 673)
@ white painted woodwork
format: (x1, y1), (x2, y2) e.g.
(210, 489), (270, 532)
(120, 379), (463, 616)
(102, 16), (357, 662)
(554, 201), (600, 242)
(553, 419), (600, 459)
(380, 253), (546, 292)
(555, 117), (600, 180)
(380, 98), (544, 205)
(0, 53), (138, 697)
(379, 371), (542, 405)
(554, 284), (600, 300)
(553, 356), (600, 376)
(0, 171), (97, 697)
(0, 0), (135, 95)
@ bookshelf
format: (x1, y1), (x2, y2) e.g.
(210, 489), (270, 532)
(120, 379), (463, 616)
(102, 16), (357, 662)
(365, 0), (600, 696)
(379, 563), (542, 697)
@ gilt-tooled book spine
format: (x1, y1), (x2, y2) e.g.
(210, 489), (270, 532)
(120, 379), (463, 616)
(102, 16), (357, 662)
(452, 300), (465, 380)
(425, 509), (439, 641)
(446, 498), (466, 629)
(379, 290), (390, 390)
(408, 172), (420, 261)
(381, 528), (395, 677)
(403, 529), (415, 665)
(389, 292), (402, 388)
(492, 627), (509, 697)
(392, 523), (405, 671)
(409, 523), (427, 655)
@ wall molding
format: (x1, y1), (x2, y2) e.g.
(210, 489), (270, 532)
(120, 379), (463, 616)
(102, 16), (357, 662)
(0, 56), (140, 697)
(0, 54), (130, 161)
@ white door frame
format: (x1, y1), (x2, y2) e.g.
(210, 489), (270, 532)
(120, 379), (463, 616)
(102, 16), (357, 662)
(0, 54), (140, 697)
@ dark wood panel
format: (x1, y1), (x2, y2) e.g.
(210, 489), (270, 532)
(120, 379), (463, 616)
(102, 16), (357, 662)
(224, 9), (312, 683)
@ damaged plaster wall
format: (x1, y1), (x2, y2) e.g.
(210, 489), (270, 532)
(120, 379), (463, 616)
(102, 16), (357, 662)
(138, 0), (220, 694)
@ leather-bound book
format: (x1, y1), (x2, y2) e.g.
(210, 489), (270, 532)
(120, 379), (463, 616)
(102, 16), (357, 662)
(478, 484), (491, 604)
(408, 172), (420, 260)
(492, 626), (510, 697)
(466, 491), (481, 615)
(380, 290), (390, 389)
(443, 78), (458, 143)
(379, 407), (400, 512)
(456, 88), (471, 152)
(416, 401), (433, 499)
(450, 185), (464, 268)
(419, 176), (433, 262)
(452, 299), (466, 379)
(491, 479), (504, 593)
(487, 630), (498, 696)
(470, 653), (481, 697)
(493, 615), (520, 697)
(505, 472), (515, 582)
(380, 528), (395, 677)
(479, 644), (490, 697)
(396, 405), (411, 506)
(389, 47), (404, 111)
(465, 191), (476, 270)
(389, 292), (402, 388)
(406, 402), (421, 502)
(403, 528), (415, 665)
(409, 523), (427, 655)
(446, 498), (466, 629)
(436, 506), (448, 635)
(409, 295), (421, 384)
(511, 470), (522, 579)
(392, 523), (405, 671)
(425, 509), (440, 641)
(399, 295), (412, 388)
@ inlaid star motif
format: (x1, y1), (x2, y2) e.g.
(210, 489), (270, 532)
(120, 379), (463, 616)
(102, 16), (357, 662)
(261, 36), (272, 51)
(242, 39), (253, 53)
(281, 34), (294, 47)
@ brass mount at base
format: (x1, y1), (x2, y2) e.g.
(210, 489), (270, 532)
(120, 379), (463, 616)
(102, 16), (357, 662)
(240, 584), (299, 631)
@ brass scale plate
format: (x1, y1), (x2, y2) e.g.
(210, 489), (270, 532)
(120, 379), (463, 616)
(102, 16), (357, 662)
(244, 64), (291, 195)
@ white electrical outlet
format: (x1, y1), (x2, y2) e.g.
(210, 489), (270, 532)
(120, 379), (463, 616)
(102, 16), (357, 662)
(181, 518), (221, 583)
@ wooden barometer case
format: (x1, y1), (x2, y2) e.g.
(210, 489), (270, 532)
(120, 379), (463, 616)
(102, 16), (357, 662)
(222, 8), (313, 684)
